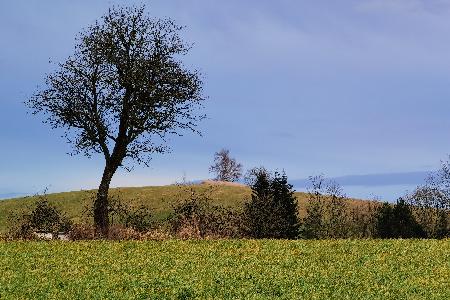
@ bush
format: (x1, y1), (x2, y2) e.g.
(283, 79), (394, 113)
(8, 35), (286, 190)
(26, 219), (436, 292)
(68, 223), (97, 240)
(170, 186), (241, 238)
(347, 201), (379, 238)
(301, 176), (352, 239)
(81, 193), (154, 233)
(68, 223), (172, 241)
(242, 169), (300, 239)
(8, 196), (72, 239)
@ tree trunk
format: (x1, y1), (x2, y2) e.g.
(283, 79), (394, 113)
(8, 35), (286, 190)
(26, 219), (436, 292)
(94, 163), (116, 236)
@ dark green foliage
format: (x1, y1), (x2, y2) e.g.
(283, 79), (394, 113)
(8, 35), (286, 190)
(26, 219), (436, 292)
(269, 172), (300, 238)
(375, 203), (394, 238)
(30, 200), (71, 232)
(242, 169), (300, 239)
(119, 205), (153, 233)
(375, 199), (426, 238)
(8, 197), (72, 239)
(242, 168), (272, 238)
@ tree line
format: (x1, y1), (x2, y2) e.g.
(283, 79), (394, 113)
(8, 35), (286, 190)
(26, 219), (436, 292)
(204, 148), (449, 239)
(7, 150), (449, 240)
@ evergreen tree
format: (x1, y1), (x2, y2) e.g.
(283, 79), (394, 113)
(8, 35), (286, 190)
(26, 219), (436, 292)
(375, 202), (394, 238)
(269, 172), (300, 239)
(242, 168), (272, 238)
(242, 169), (300, 239)
(375, 199), (426, 238)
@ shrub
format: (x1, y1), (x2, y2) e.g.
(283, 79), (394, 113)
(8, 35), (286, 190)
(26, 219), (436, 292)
(405, 186), (450, 238)
(402, 158), (450, 238)
(122, 205), (153, 232)
(170, 186), (241, 238)
(347, 201), (379, 238)
(302, 198), (324, 239)
(242, 169), (300, 239)
(68, 224), (97, 240)
(301, 175), (351, 239)
(81, 193), (154, 233)
(8, 196), (72, 239)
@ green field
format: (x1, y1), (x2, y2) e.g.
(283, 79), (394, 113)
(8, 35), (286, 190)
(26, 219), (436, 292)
(0, 239), (448, 299)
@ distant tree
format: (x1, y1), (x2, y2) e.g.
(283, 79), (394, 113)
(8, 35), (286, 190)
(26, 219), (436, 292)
(209, 149), (243, 182)
(324, 180), (349, 238)
(27, 6), (205, 234)
(242, 169), (300, 239)
(375, 199), (426, 238)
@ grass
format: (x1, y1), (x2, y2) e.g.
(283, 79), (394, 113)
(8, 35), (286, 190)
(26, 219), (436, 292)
(0, 183), (371, 234)
(0, 183), (319, 233)
(0, 239), (448, 299)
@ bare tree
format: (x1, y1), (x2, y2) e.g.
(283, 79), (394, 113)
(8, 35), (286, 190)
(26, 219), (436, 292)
(27, 6), (205, 234)
(209, 149), (243, 182)
(405, 157), (450, 238)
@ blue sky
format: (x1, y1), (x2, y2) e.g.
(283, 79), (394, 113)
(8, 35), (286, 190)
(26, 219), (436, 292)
(1, 0), (450, 200)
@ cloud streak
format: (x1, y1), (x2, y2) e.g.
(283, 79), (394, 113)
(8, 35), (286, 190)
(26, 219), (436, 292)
(291, 171), (429, 188)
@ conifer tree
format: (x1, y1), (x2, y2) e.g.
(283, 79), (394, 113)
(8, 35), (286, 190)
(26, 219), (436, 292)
(242, 169), (299, 239)
(375, 199), (426, 238)
(269, 172), (300, 238)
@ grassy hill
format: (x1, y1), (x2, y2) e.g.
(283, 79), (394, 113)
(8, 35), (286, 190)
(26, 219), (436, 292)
(0, 182), (369, 234)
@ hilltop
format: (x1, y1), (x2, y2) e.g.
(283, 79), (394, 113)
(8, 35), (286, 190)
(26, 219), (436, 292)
(0, 182), (368, 233)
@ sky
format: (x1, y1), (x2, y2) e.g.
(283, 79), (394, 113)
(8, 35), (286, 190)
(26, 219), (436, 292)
(1, 0), (450, 201)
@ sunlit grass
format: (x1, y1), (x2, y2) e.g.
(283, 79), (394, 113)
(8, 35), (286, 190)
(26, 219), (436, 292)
(0, 239), (448, 299)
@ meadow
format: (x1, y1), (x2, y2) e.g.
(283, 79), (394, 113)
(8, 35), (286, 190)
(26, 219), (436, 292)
(0, 239), (448, 299)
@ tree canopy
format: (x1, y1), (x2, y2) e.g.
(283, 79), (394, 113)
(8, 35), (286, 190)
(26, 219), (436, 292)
(27, 5), (205, 233)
